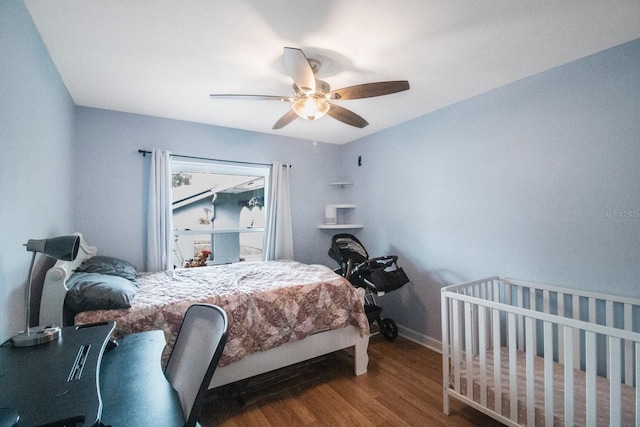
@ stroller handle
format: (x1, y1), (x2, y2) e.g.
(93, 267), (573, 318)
(352, 255), (398, 275)
(368, 255), (398, 266)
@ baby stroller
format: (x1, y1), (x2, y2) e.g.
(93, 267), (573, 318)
(329, 234), (410, 341)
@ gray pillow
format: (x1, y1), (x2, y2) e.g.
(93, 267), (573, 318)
(75, 256), (138, 283)
(65, 272), (138, 312)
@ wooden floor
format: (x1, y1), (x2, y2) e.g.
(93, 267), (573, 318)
(199, 335), (505, 426)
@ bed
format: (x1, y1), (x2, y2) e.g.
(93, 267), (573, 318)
(441, 277), (640, 427)
(39, 233), (370, 389)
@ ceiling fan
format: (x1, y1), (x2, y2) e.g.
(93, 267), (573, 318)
(210, 47), (410, 129)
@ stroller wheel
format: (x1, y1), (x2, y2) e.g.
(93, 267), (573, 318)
(380, 318), (398, 341)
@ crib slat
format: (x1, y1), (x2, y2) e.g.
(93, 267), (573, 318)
(452, 300), (461, 393)
(572, 295), (581, 369)
(609, 337), (621, 427)
(606, 300), (614, 328)
(464, 302), (474, 399)
(530, 288), (538, 356)
(525, 317), (535, 426)
(487, 282), (494, 350)
(517, 287), (524, 350)
(542, 289), (550, 313)
(544, 321), (554, 426)
(585, 331), (597, 426)
(606, 300), (614, 381)
(542, 289), (551, 365)
(563, 326), (574, 427)
(624, 303), (633, 385)
(441, 290), (451, 415)
(588, 297), (596, 324)
(508, 312), (518, 422)
(492, 280), (500, 303)
(636, 341), (640, 427)
(492, 308), (502, 416)
(530, 287), (537, 313)
(558, 291), (565, 366)
(470, 286), (479, 356)
(504, 282), (511, 307)
(478, 305), (487, 407)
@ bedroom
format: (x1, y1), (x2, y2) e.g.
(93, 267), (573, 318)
(1, 1), (639, 425)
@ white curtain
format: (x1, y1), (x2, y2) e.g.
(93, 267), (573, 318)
(146, 149), (173, 272)
(263, 162), (294, 260)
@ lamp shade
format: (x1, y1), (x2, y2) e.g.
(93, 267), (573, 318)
(25, 235), (80, 261)
(292, 97), (330, 121)
(13, 234), (80, 347)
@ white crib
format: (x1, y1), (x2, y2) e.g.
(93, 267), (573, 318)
(441, 277), (640, 426)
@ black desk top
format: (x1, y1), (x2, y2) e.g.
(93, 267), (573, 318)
(0, 322), (115, 427)
(100, 330), (184, 427)
(0, 325), (184, 427)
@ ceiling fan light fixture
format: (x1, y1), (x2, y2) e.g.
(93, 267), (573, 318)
(292, 97), (329, 121)
(211, 48), (410, 129)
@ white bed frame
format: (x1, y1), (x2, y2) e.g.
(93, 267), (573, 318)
(442, 276), (640, 427)
(38, 233), (369, 389)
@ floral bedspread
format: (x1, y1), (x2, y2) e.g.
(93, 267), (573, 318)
(75, 260), (369, 366)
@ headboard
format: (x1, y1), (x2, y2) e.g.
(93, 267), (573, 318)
(39, 232), (97, 327)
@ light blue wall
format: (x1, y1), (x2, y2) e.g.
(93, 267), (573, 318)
(2, 0), (638, 348)
(340, 39), (640, 344)
(0, 1), (76, 342)
(73, 107), (343, 270)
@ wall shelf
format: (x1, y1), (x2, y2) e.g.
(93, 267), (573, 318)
(328, 203), (355, 209)
(329, 182), (353, 188)
(320, 182), (361, 229)
(317, 224), (363, 229)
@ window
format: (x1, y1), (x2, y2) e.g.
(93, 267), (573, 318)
(171, 159), (268, 268)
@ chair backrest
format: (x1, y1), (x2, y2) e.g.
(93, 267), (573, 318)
(164, 304), (228, 427)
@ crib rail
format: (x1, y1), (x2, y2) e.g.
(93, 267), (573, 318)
(441, 277), (640, 427)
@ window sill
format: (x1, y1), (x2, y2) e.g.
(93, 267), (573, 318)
(174, 228), (265, 235)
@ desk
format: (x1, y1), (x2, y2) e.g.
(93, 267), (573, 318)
(0, 324), (183, 426)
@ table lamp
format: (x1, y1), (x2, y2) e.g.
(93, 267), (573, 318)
(11, 234), (80, 347)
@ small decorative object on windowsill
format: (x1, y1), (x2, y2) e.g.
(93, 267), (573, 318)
(11, 234), (80, 347)
(184, 250), (211, 268)
(238, 196), (264, 210)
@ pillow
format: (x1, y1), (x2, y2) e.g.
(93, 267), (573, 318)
(65, 272), (138, 312)
(75, 256), (138, 283)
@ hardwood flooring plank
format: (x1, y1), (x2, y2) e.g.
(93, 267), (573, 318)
(329, 376), (413, 426)
(199, 335), (504, 426)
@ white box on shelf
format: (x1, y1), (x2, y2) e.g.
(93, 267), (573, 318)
(324, 205), (337, 225)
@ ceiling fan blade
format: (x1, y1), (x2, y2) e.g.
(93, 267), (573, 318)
(283, 47), (316, 94)
(272, 109), (299, 129)
(327, 104), (369, 128)
(327, 80), (409, 100)
(210, 94), (294, 102)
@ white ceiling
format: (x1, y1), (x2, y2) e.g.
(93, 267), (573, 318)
(25, 1), (640, 145)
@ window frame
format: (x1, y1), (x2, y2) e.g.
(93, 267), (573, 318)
(171, 158), (270, 266)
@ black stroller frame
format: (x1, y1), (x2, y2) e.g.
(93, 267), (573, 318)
(329, 233), (410, 341)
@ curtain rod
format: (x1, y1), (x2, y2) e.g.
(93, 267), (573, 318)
(138, 149), (277, 167)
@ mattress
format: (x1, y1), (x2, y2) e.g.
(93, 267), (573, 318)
(452, 346), (636, 426)
(75, 260), (369, 366)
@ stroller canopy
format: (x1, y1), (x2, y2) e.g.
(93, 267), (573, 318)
(329, 233), (369, 267)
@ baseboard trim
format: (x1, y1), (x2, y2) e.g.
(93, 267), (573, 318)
(396, 324), (442, 353)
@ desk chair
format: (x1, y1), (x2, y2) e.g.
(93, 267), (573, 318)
(165, 304), (228, 427)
